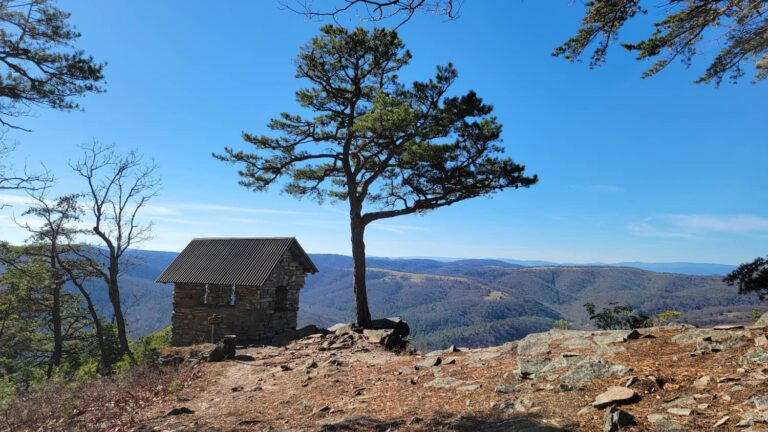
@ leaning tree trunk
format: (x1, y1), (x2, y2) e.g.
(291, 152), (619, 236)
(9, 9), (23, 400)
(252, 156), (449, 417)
(108, 259), (133, 360)
(350, 213), (373, 328)
(79, 286), (111, 373)
(57, 257), (113, 374)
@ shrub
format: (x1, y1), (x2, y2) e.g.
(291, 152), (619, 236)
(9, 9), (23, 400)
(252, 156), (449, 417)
(552, 319), (572, 330)
(584, 302), (649, 330)
(654, 310), (682, 326)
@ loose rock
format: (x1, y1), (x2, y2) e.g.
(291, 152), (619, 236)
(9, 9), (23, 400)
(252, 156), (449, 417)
(592, 387), (636, 408)
(603, 406), (635, 432)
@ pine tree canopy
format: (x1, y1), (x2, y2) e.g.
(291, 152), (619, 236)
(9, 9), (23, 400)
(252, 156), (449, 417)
(0, 0), (106, 130)
(217, 25), (537, 225)
(553, 0), (768, 85)
(725, 256), (768, 300)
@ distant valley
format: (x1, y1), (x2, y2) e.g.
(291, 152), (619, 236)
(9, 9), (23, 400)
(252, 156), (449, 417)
(107, 251), (755, 349)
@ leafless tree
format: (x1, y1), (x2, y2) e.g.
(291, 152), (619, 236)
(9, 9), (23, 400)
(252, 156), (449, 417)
(71, 142), (160, 360)
(284, 0), (461, 27)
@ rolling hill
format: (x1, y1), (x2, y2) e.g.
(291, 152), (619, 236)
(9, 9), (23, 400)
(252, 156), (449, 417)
(90, 251), (761, 349)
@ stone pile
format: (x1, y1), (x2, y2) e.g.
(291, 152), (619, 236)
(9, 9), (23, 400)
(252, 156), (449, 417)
(286, 317), (411, 353)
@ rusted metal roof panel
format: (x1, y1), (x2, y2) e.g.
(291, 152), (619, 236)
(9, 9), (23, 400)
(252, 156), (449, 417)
(156, 237), (317, 285)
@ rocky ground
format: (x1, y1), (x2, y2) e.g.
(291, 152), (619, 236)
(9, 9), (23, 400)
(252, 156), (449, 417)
(67, 321), (768, 431)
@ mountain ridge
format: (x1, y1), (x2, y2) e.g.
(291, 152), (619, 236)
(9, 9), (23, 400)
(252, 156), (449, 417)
(99, 250), (759, 349)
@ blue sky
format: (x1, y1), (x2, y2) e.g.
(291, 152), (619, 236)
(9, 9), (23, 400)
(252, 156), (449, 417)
(0, 1), (766, 264)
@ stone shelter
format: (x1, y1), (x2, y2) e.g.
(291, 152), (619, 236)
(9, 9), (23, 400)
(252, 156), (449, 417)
(156, 237), (318, 346)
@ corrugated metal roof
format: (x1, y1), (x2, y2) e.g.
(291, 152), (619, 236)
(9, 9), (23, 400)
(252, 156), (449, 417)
(156, 237), (318, 285)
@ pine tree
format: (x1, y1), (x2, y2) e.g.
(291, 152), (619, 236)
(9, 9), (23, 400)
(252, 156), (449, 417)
(217, 26), (537, 327)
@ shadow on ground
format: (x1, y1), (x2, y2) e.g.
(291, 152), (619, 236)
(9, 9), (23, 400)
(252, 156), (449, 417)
(317, 411), (570, 431)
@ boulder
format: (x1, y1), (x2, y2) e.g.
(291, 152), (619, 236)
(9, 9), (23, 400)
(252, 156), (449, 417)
(516, 356), (552, 379)
(208, 335), (236, 362)
(370, 317), (410, 349)
(363, 329), (395, 345)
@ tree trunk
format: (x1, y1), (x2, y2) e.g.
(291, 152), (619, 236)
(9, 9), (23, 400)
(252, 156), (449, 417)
(79, 285), (111, 373)
(57, 255), (113, 374)
(108, 258), (133, 360)
(350, 212), (372, 328)
(48, 251), (62, 379)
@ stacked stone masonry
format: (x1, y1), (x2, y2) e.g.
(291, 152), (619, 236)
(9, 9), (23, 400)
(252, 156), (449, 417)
(170, 251), (305, 346)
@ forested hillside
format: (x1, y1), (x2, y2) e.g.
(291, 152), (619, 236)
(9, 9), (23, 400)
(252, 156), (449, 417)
(109, 251), (759, 349)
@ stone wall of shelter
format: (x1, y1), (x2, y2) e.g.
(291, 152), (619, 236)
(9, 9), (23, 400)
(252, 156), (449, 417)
(170, 250), (306, 346)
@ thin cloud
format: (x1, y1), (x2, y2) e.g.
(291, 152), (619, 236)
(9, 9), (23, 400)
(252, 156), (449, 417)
(0, 193), (36, 206)
(627, 221), (693, 239)
(629, 213), (768, 238)
(665, 214), (768, 234)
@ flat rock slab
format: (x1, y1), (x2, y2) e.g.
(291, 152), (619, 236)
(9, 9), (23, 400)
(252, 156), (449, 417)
(592, 387), (636, 408)
(424, 376), (462, 388)
(741, 348), (768, 365)
(562, 358), (630, 382)
(414, 357), (441, 370)
(562, 338), (595, 347)
(671, 330), (711, 345)
(667, 408), (693, 416)
(713, 325), (745, 330)
(457, 384), (480, 392)
(647, 413), (687, 431)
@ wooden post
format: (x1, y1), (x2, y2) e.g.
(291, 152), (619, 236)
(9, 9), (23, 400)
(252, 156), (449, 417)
(208, 314), (223, 343)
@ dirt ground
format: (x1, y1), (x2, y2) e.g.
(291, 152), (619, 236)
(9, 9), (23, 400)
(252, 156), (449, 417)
(61, 325), (768, 431)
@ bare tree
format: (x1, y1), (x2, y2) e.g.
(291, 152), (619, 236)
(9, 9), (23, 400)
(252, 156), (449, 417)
(71, 142), (160, 360)
(285, 0), (461, 27)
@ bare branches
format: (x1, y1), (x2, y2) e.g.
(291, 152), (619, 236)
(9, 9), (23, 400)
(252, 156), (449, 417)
(70, 141), (160, 359)
(285, 0), (462, 28)
(71, 142), (160, 258)
(0, 141), (53, 202)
